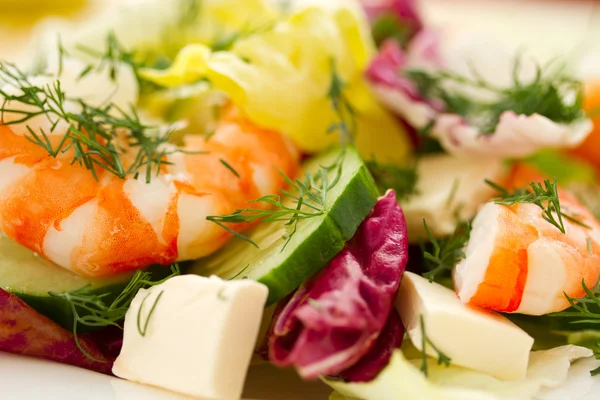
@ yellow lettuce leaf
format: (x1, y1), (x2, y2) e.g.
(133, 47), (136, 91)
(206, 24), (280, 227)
(140, 0), (411, 162)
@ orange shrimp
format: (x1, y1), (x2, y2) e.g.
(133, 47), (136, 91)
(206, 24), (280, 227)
(0, 107), (299, 277)
(454, 164), (600, 315)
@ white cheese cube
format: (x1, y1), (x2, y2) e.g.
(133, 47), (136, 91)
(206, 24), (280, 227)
(113, 275), (269, 400)
(396, 272), (534, 381)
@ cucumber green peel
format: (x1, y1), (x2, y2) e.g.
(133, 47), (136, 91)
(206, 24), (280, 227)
(0, 236), (180, 332)
(190, 146), (380, 304)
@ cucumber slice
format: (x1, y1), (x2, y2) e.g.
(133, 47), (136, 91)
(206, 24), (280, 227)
(189, 147), (379, 304)
(0, 236), (131, 330)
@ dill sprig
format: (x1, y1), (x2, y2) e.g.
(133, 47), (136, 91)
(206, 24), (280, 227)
(137, 290), (164, 337)
(76, 32), (162, 96)
(421, 219), (471, 283)
(207, 155), (343, 249)
(419, 315), (451, 377)
(486, 178), (589, 234)
(550, 278), (600, 325)
(206, 64), (352, 248)
(366, 160), (417, 200)
(405, 58), (584, 134)
(48, 264), (180, 360)
(210, 22), (274, 52)
(327, 62), (356, 146)
(0, 61), (186, 183)
(593, 345), (600, 376)
(549, 279), (600, 376)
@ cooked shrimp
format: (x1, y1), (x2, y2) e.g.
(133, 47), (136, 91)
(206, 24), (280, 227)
(454, 166), (600, 315)
(0, 105), (299, 277)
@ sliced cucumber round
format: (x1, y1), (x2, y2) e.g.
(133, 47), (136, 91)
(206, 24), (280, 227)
(0, 236), (131, 330)
(189, 147), (379, 304)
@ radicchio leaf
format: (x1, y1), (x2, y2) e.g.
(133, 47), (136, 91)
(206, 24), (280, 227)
(366, 31), (591, 158)
(337, 309), (404, 382)
(0, 289), (114, 374)
(268, 190), (409, 380)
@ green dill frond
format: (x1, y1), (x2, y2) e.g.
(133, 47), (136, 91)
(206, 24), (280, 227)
(0, 61), (188, 183)
(328, 61), (356, 146)
(49, 264), (181, 359)
(486, 178), (589, 233)
(366, 159), (417, 200)
(404, 56), (585, 134)
(419, 315), (452, 377)
(206, 154), (344, 248)
(421, 219), (471, 283)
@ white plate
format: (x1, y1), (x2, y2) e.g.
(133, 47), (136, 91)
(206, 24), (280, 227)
(0, 352), (331, 400)
(2, 351), (599, 400)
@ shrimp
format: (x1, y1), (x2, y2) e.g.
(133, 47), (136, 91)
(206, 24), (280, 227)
(454, 164), (600, 315)
(0, 106), (299, 277)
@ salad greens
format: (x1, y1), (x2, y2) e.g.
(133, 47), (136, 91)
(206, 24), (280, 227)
(420, 219), (471, 283)
(49, 264), (181, 359)
(405, 60), (585, 134)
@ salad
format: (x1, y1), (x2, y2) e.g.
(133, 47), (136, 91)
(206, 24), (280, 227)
(1, 0), (600, 399)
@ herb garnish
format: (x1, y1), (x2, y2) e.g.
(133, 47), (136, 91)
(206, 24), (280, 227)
(49, 264), (180, 360)
(327, 61), (356, 146)
(76, 32), (162, 96)
(219, 158), (240, 178)
(207, 63), (355, 248)
(486, 178), (589, 234)
(137, 290), (164, 337)
(0, 61), (191, 183)
(206, 154), (344, 249)
(405, 58), (584, 134)
(421, 219), (471, 283)
(550, 278), (600, 325)
(549, 279), (600, 375)
(419, 315), (451, 377)
(366, 160), (417, 200)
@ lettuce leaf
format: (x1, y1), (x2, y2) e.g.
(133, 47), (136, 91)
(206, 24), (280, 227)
(140, 1), (412, 163)
(325, 345), (593, 400)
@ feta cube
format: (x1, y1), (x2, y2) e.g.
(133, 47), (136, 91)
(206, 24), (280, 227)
(113, 275), (269, 399)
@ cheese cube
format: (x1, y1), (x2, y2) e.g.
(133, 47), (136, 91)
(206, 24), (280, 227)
(113, 275), (269, 399)
(396, 272), (534, 381)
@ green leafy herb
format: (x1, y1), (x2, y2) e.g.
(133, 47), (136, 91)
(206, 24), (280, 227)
(421, 219), (471, 283)
(48, 264), (180, 360)
(549, 279), (600, 376)
(405, 58), (584, 134)
(0, 61), (194, 183)
(419, 315), (452, 377)
(327, 61), (356, 146)
(137, 290), (164, 337)
(366, 160), (417, 200)
(219, 158), (240, 178)
(207, 63), (352, 249)
(371, 13), (412, 47)
(207, 154), (343, 248)
(210, 22), (274, 52)
(76, 32), (162, 96)
(486, 178), (589, 234)
(228, 264), (249, 280)
(550, 278), (600, 325)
